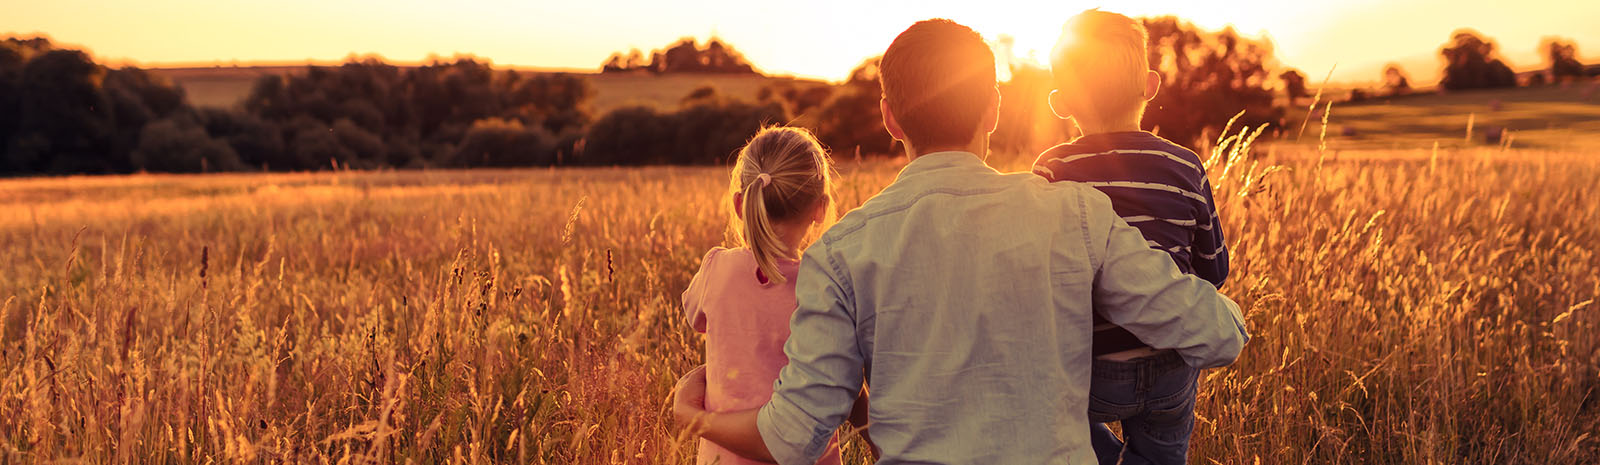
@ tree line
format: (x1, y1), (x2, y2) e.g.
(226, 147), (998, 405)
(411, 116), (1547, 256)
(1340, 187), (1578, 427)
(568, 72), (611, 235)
(5, 23), (1588, 175)
(1280, 30), (1592, 104)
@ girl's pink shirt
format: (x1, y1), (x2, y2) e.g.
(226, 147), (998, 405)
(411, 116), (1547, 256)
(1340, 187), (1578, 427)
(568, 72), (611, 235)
(684, 247), (841, 465)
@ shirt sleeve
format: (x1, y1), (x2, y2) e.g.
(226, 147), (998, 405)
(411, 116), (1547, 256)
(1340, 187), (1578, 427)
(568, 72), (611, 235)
(757, 240), (865, 465)
(1191, 177), (1230, 288)
(681, 248), (719, 333)
(1084, 190), (1249, 369)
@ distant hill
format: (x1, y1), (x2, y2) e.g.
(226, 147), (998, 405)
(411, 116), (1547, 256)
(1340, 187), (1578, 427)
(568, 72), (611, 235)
(147, 66), (828, 114)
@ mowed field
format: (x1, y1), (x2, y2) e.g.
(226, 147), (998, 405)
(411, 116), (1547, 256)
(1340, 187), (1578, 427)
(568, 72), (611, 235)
(2, 135), (1597, 463)
(1286, 83), (1600, 152)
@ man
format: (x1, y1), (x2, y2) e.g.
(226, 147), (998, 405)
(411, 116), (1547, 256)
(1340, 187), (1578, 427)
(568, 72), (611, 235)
(672, 18), (1249, 464)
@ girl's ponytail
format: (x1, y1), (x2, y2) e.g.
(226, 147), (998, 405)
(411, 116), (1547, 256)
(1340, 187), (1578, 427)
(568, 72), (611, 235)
(728, 126), (835, 285)
(741, 172), (787, 284)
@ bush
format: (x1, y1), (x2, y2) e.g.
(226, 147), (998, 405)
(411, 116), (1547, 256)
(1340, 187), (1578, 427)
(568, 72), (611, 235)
(810, 58), (895, 157)
(581, 106), (672, 165)
(582, 97), (785, 165)
(448, 118), (555, 167)
(199, 108), (284, 171)
(130, 118), (244, 172)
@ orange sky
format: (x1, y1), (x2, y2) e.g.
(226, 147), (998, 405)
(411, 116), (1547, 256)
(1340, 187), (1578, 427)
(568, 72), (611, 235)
(4, 0), (1598, 84)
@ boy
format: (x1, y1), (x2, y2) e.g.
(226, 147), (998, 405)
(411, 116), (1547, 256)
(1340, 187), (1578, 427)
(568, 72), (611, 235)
(672, 18), (1248, 464)
(1033, 10), (1231, 465)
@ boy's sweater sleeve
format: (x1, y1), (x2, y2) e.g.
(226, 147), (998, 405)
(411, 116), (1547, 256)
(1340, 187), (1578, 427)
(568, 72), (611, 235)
(1192, 178), (1229, 288)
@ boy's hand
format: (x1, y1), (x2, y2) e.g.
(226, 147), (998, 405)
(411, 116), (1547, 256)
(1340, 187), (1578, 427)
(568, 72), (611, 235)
(672, 365), (710, 427)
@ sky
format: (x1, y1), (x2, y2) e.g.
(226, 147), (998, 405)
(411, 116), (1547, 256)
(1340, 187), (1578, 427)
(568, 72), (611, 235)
(4, 0), (1599, 85)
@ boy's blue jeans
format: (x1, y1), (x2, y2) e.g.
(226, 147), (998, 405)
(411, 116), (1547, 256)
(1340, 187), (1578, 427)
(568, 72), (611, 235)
(1087, 350), (1201, 465)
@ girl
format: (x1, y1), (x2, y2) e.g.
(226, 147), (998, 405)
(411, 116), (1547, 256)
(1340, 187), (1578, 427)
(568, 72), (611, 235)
(682, 127), (868, 465)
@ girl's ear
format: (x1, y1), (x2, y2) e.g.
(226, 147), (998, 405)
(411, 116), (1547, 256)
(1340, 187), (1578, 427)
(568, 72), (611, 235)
(808, 197), (829, 224)
(732, 192), (744, 220)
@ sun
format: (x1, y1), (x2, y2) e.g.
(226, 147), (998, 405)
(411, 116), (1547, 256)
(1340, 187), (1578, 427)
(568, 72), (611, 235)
(974, 15), (1070, 75)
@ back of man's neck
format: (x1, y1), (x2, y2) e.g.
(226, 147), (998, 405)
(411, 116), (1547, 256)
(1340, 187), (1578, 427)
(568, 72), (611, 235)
(907, 142), (987, 161)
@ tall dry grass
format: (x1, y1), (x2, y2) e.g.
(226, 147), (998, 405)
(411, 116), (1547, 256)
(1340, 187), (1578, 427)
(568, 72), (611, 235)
(0, 139), (1596, 463)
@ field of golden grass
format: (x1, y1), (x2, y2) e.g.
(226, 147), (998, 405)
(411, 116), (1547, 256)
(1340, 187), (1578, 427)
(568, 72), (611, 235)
(1, 141), (1597, 463)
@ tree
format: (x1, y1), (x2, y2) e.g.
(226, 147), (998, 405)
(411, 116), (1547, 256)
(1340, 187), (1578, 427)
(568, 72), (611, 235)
(810, 57), (895, 157)
(1439, 29), (1517, 91)
(598, 38), (760, 75)
(1383, 64), (1412, 96)
(4, 49), (116, 174)
(1542, 37), (1585, 83)
(1279, 69), (1309, 104)
(1140, 17), (1282, 146)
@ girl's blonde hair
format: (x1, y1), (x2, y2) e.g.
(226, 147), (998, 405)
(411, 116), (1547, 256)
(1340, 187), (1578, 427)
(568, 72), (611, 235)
(728, 126), (835, 284)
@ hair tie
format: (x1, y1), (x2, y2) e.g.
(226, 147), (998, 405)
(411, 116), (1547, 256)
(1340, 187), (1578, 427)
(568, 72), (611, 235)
(754, 173), (772, 188)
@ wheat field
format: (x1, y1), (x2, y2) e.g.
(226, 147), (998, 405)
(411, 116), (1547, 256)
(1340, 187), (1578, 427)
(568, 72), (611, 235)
(1, 139), (1597, 463)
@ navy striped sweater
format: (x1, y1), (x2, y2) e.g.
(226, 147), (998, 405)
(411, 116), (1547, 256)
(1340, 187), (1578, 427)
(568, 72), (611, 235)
(1032, 131), (1229, 355)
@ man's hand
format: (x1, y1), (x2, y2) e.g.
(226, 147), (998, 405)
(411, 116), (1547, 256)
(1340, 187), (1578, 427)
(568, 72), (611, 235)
(672, 365), (709, 428)
(669, 365), (775, 462)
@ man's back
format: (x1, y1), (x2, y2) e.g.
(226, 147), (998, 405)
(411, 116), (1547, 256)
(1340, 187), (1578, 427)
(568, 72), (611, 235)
(755, 152), (1249, 464)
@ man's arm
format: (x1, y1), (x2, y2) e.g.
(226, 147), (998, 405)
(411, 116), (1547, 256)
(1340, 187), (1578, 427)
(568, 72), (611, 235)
(758, 241), (867, 464)
(671, 242), (865, 464)
(672, 366), (774, 461)
(1088, 194), (1249, 369)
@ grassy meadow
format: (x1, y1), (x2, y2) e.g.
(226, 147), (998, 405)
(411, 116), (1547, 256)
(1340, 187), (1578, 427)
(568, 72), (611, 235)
(1287, 83), (1600, 152)
(2, 134), (1598, 463)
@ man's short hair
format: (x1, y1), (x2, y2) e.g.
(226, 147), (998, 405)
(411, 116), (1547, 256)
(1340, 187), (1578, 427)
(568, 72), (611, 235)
(879, 19), (997, 150)
(1051, 10), (1150, 122)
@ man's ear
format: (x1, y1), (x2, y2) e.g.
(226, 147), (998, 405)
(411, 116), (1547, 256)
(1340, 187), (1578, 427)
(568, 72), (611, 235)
(731, 192), (744, 220)
(880, 98), (908, 142)
(982, 86), (1001, 134)
(1144, 70), (1161, 102)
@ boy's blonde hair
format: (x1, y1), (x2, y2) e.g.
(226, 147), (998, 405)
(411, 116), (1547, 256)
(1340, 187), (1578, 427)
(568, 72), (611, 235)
(729, 126), (835, 284)
(1051, 9), (1151, 124)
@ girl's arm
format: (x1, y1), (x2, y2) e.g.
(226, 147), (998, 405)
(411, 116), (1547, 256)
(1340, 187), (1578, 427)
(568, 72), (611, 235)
(682, 249), (722, 333)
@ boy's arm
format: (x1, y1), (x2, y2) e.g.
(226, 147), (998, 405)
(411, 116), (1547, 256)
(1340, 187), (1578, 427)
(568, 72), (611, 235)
(1191, 178), (1229, 287)
(1086, 192), (1249, 369)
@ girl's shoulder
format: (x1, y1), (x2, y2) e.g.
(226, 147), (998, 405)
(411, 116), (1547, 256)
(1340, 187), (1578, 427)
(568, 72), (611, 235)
(694, 247), (755, 276)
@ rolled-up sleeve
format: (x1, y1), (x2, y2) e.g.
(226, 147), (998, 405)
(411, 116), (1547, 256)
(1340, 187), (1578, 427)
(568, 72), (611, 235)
(1088, 194), (1250, 369)
(757, 241), (864, 465)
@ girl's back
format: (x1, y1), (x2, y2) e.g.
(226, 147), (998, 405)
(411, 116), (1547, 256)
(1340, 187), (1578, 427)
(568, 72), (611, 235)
(684, 247), (840, 465)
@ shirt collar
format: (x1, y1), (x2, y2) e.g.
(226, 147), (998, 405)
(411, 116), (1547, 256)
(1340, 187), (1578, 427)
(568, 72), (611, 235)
(895, 151), (991, 182)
